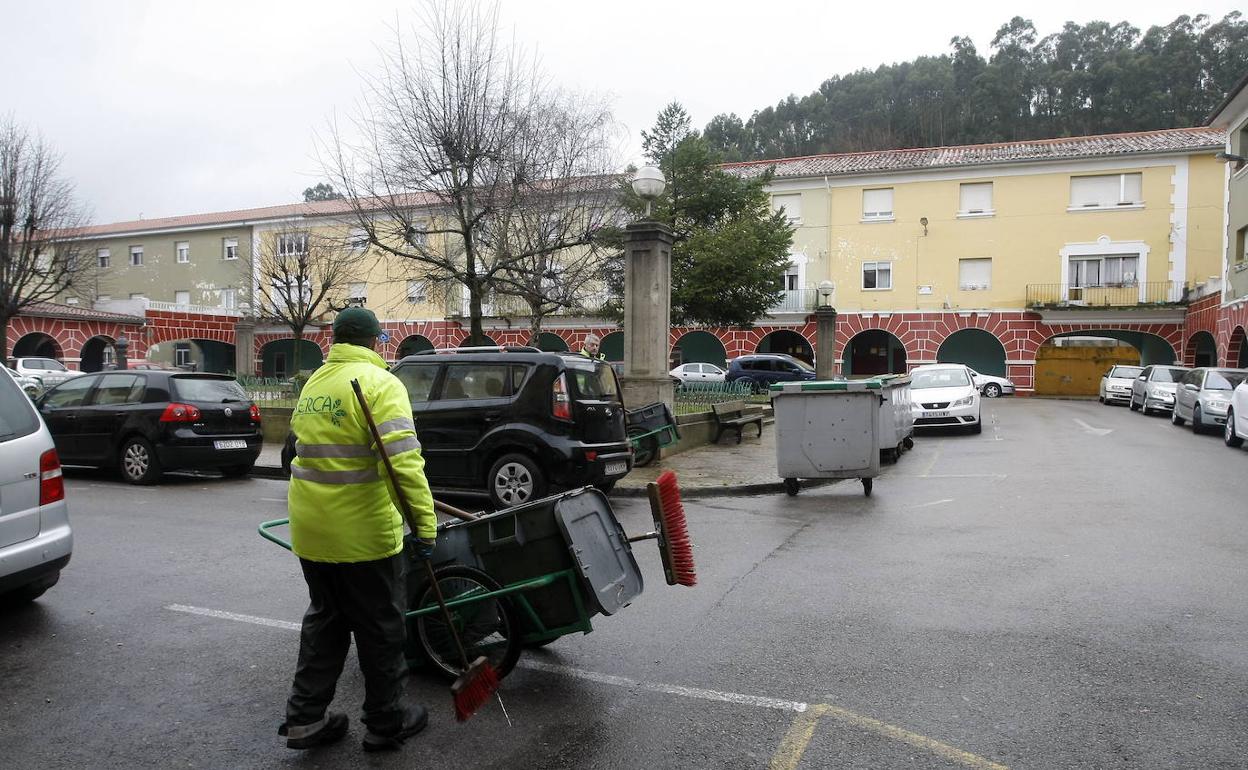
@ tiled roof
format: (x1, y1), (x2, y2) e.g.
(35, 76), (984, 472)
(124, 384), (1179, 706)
(20, 301), (145, 324)
(721, 127), (1226, 180)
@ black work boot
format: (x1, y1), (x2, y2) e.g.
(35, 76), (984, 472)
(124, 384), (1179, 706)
(361, 704), (429, 753)
(279, 712), (349, 750)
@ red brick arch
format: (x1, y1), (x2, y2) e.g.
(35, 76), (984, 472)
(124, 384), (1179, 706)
(6, 315), (145, 368)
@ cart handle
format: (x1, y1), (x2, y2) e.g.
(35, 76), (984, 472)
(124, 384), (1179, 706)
(258, 518), (293, 551)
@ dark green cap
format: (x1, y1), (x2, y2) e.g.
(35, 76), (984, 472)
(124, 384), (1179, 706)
(332, 307), (382, 339)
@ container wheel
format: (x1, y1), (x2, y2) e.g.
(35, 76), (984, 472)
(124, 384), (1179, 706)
(903, 435), (914, 450)
(783, 478), (800, 496)
(861, 478), (873, 497)
(414, 564), (522, 681)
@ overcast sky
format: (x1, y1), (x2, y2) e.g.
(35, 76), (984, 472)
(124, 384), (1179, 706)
(4, 1), (1241, 224)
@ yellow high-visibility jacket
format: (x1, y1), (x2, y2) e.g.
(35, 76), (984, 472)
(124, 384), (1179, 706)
(288, 343), (436, 562)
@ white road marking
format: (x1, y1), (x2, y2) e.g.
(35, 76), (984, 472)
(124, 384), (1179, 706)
(915, 498), (954, 508)
(259, 498), (287, 503)
(1072, 418), (1113, 436)
(166, 603), (299, 631)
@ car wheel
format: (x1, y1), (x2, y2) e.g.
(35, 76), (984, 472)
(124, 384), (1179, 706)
(1171, 409), (1185, 426)
(1192, 405), (1205, 435)
(221, 462), (254, 478)
(1098, 394), (1105, 404)
(982, 383), (1001, 399)
(1226, 409), (1244, 448)
(119, 437), (162, 485)
(487, 453), (546, 509)
(969, 418), (982, 435)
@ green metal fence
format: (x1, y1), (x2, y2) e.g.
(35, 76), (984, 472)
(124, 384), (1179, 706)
(672, 381), (768, 416)
(238, 375), (299, 408)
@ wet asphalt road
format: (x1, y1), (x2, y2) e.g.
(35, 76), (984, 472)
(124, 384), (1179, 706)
(2, 398), (1246, 769)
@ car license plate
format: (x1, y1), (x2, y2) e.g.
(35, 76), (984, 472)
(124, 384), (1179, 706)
(214, 439), (248, 450)
(924, 411), (949, 418)
(604, 460), (627, 476)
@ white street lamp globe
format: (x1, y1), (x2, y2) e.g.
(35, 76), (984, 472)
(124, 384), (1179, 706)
(817, 280), (835, 305)
(631, 166), (666, 200)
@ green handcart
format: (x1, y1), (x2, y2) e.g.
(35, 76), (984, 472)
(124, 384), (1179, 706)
(259, 481), (694, 680)
(626, 402), (680, 467)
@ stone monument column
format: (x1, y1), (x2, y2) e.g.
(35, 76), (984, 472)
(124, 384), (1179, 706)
(620, 220), (676, 409)
(234, 319), (256, 377)
(814, 306), (838, 379)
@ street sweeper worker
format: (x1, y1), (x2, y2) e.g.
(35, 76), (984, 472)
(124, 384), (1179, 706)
(280, 307), (437, 753)
(580, 333), (605, 360)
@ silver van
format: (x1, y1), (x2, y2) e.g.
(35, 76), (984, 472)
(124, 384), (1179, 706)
(0, 366), (72, 604)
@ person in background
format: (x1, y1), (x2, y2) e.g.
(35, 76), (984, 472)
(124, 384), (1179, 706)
(580, 333), (605, 360)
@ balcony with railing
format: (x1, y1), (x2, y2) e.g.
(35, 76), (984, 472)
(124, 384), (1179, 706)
(1025, 281), (1187, 310)
(768, 288), (818, 314)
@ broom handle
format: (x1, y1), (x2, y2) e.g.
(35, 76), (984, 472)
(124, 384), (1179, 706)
(349, 379), (473, 671)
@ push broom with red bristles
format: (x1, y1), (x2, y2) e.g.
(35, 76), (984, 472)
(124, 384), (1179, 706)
(631, 470), (697, 587)
(350, 379), (500, 722)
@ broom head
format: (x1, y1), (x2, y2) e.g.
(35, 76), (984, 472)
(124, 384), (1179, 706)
(450, 656), (500, 722)
(649, 471), (697, 587)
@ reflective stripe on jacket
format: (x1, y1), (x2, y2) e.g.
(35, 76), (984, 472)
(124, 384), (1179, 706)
(288, 343), (436, 562)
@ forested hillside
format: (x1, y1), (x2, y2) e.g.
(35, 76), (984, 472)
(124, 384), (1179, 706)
(705, 13), (1247, 161)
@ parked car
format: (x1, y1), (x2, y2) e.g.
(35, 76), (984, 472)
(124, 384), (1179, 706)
(37, 371), (262, 484)
(725, 354), (817, 392)
(12, 357), (81, 389)
(1171, 367), (1248, 434)
(1099, 364), (1143, 405)
(4, 365), (42, 398)
(0, 365), (72, 604)
(1129, 365), (1189, 415)
(966, 368), (1015, 398)
(282, 347), (632, 507)
(909, 363), (982, 434)
(1225, 378), (1248, 448)
(669, 362), (727, 385)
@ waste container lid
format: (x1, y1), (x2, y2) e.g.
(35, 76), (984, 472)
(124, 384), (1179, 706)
(769, 379), (881, 393)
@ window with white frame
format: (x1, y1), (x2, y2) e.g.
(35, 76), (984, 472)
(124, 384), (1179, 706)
(1069, 254), (1138, 287)
(223, 238), (238, 260)
(958, 182), (993, 215)
(1069, 173), (1142, 209)
(862, 188), (894, 221)
(772, 194), (802, 225)
(348, 228), (369, 251)
(348, 281), (367, 301)
(406, 280), (426, 303)
(220, 288), (236, 309)
(174, 344), (191, 367)
(175, 241), (190, 263)
(97, 248), (110, 269)
(1234, 225), (1246, 264)
(129, 292), (146, 299)
(174, 290), (191, 305)
(862, 261), (892, 290)
(277, 232), (308, 257)
(129, 246), (143, 266)
(97, 294), (111, 302)
(959, 258), (992, 290)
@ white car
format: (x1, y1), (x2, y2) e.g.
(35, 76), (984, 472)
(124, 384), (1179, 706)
(967, 369), (1015, 398)
(1225, 378), (1248, 449)
(1099, 364), (1143, 405)
(909, 364), (981, 434)
(12, 357), (81, 389)
(1129, 365), (1189, 415)
(669, 362), (726, 384)
(4, 365), (42, 397)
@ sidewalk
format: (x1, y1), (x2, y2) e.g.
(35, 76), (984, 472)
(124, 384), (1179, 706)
(253, 424), (827, 499)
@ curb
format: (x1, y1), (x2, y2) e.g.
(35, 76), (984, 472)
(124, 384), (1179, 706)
(249, 465), (839, 498)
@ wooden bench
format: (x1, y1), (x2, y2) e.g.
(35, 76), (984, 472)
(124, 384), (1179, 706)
(711, 400), (765, 444)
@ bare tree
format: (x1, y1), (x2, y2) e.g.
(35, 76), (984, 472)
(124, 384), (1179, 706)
(250, 226), (358, 373)
(325, 1), (622, 345)
(0, 116), (92, 364)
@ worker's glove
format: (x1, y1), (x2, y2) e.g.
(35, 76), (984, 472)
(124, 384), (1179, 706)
(413, 538), (436, 560)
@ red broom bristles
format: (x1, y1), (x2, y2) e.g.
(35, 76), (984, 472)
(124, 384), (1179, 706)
(451, 656), (500, 722)
(655, 471), (697, 587)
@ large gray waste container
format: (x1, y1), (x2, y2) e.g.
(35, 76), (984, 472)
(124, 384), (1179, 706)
(873, 374), (915, 462)
(770, 379), (890, 497)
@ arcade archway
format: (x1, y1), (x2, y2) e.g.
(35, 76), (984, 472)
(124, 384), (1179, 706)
(756, 330), (814, 365)
(12, 332), (62, 360)
(844, 330), (906, 376)
(672, 330), (728, 368)
(937, 329), (1007, 376)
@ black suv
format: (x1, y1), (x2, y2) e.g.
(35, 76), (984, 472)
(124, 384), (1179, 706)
(284, 347), (632, 507)
(726, 354), (817, 392)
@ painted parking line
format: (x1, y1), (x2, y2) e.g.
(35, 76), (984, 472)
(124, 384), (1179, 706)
(165, 603), (1007, 769)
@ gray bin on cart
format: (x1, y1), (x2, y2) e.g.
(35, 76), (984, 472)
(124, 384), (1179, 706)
(769, 379), (885, 497)
(873, 374), (915, 462)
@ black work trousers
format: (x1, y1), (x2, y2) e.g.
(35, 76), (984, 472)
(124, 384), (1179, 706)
(285, 552), (412, 734)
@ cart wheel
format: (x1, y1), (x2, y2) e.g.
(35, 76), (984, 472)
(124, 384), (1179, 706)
(861, 478), (873, 497)
(629, 429), (659, 467)
(903, 435), (915, 450)
(783, 478), (800, 496)
(414, 564), (522, 681)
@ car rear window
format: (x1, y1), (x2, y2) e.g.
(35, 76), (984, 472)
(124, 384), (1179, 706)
(171, 376), (248, 402)
(568, 363), (620, 401)
(0, 370), (41, 443)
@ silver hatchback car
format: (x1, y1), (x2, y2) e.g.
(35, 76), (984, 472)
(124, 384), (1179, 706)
(1171, 367), (1248, 434)
(0, 366), (73, 604)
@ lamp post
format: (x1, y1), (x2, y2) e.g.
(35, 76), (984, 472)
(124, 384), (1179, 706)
(814, 280), (837, 380)
(115, 335), (129, 371)
(621, 166), (675, 410)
